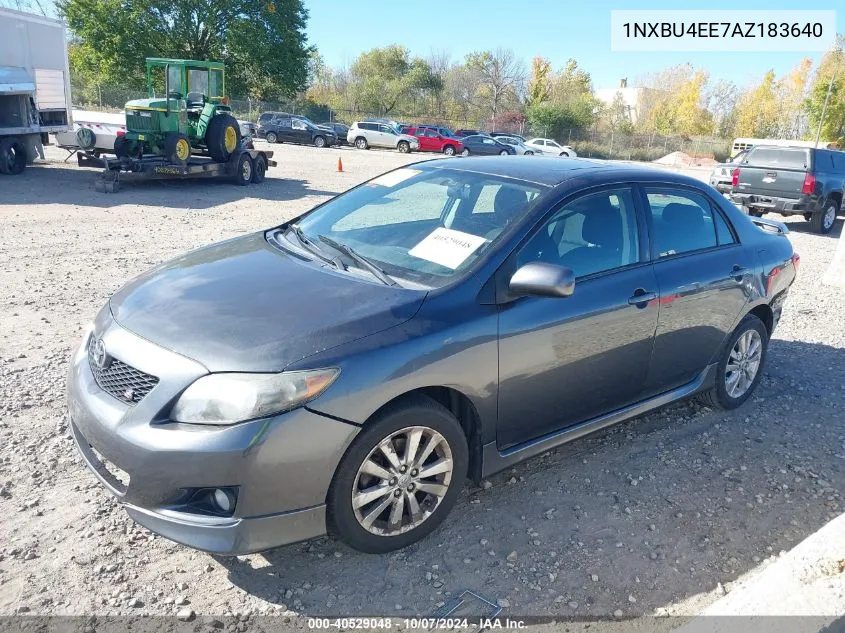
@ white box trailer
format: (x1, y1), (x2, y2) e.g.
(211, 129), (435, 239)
(0, 7), (72, 175)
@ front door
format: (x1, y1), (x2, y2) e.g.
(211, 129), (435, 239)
(291, 118), (310, 144)
(275, 116), (294, 142)
(497, 187), (658, 448)
(377, 124), (396, 148)
(640, 186), (753, 393)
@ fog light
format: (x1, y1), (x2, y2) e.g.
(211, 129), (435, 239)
(212, 488), (235, 514)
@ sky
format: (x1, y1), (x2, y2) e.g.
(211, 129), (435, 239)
(305, 0), (844, 89)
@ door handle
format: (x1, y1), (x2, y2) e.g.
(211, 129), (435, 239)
(628, 289), (656, 307)
(731, 264), (747, 281)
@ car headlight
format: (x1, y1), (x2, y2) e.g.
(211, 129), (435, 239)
(171, 369), (339, 425)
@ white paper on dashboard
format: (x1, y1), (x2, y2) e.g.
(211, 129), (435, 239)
(369, 168), (420, 187)
(408, 227), (488, 270)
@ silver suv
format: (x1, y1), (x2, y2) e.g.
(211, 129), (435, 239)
(347, 122), (420, 153)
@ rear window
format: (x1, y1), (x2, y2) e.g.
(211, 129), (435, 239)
(747, 147), (809, 169)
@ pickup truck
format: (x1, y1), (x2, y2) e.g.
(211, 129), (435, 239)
(730, 145), (845, 234)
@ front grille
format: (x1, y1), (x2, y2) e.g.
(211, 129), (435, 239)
(125, 110), (158, 132)
(88, 338), (159, 405)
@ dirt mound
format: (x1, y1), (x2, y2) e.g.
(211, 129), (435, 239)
(654, 151), (718, 167)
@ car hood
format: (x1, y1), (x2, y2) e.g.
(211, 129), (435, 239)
(399, 134), (419, 143)
(109, 232), (426, 372)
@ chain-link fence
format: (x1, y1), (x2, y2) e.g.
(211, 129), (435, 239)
(70, 83), (732, 163)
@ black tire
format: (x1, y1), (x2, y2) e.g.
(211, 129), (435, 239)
(698, 314), (768, 410)
(327, 395), (468, 554)
(0, 138), (26, 175)
(748, 209), (764, 218)
(164, 132), (191, 165)
(232, 153), (253, 186)
(803, 213), (813, 222)
(206, 113), (241, 163)
(355, 137), (368, 150)
(525, 151), (534, 155)
(397, 141), (410, 153)
(251, 153), (267, 183)
(499, 150), (508, 156)
(443, 145), (456, 156)
(113, 135), (131, 158)
(314, 135), (327, 148)
(809, 199), (839, 234)
(266, 132), (278, 144)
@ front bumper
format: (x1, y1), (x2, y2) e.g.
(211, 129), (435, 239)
(67, 309), (360, 554)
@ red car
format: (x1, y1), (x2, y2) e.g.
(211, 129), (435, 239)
(404, 126), (464, 155)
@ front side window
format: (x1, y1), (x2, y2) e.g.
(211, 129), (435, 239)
(547, 140), (561, 148)
(646, 188), (727, 257)
(292, 119), (307, 130)
(292, 168), (545, 286)
(517, 188), (640, 279)
(379, 125), (395, 135)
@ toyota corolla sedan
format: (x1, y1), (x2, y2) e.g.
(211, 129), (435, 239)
(68, 157), (797, 556)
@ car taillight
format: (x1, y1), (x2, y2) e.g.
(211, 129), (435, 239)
(791, 253), (800, 274)
(801, 173), (816, 195)
(731, 168), (740, 187)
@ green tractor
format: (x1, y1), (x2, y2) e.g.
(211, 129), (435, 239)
(116, 58), (242, 165)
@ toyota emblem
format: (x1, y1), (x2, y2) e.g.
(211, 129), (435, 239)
(91, 338), (110, 369)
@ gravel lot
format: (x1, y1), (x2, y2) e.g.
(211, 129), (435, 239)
(1, 142), (844, 623)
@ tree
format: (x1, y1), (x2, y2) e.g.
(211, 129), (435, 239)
(345, 46), (439, 116)
(735, 70), (781, 138)
(706, 79), (740, 138)
(57, 0), (312, 99)
(805, 36), (845, 144)
(638, 65), (713, 135)
(465, 49), (526, 118)
(606, 92), (634, 133)
(527, 57), (552, 107)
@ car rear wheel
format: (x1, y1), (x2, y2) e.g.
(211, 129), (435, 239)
(327, 395), (468, 553)
(355, 137), (368, 150)
(809, 199), (838, 234)
(698, 314), (768, 410)
(525, 151), (534, 155)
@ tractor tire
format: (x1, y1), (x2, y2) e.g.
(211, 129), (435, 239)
(114, 136), (131, 158)
(165, 133), (192, 165)
(251, 153), (267, 183)
(206, 114), (241, 163)
(0, 138), (27, 175)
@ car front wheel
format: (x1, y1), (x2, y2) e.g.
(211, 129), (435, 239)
(443, 145), (456, 156)
(698, 314), (768, 410)
(327, 395), (468, 553)
(461, 148), (470, 156)
(355, 137), (368, 150)
(398, 141), (410, 153)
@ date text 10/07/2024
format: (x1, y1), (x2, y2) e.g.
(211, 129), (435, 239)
(307, 617), (527, 629)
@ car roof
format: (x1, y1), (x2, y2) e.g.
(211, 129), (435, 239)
(415, 156), (709, 188)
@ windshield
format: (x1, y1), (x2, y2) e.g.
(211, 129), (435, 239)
(290, 167), (545, 287)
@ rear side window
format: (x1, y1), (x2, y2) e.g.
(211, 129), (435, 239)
(646, 188), (726, 257)
(748, 147), (809, 169)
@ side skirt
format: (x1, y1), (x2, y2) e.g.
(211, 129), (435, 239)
(480, 363), (717, 478)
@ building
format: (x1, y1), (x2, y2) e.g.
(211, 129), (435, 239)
(595, 78), (641, 124)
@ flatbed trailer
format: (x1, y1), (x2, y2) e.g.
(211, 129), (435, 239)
(78, 147), (276, 192)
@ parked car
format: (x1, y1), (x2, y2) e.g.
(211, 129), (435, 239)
(404, 126), (464, 155)
(318, 122), (350, 145)
(454, 129), (482, 137)
(362, 118), (402, 133)
(525, 138), (577, 157)
(709, 150), (749, 194)
(347, 122), (419, 152)
(730, 145), (845, 234)
(492, 132), (526, 142)
(494, 135), (536, 155)
(68, 157), (797, 555)
(460, 134), (516, 156)
(238, 120), (256, 138)
(257, 113), (338, 148)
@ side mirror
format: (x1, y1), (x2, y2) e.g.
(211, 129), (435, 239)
(509, 262), (575, 298)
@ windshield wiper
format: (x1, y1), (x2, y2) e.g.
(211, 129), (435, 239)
(317, 234), (398, 287)
(287, 224), (342, 269)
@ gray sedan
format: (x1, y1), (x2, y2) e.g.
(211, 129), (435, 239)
(68, 157), (797, 555)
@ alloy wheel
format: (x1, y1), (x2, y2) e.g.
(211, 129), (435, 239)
(824, 205), (836, 231)
(725, 329), (762, 398)
(351, 426), (454, 536)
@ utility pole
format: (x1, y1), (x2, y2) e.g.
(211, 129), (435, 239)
(814, 73), (834, 148)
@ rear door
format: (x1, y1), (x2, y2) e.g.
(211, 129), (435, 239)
(735, 147), (811, 197)
(641, 185), (753, 394)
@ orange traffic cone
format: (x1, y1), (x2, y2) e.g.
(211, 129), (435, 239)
(337, 157), (343, 172)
